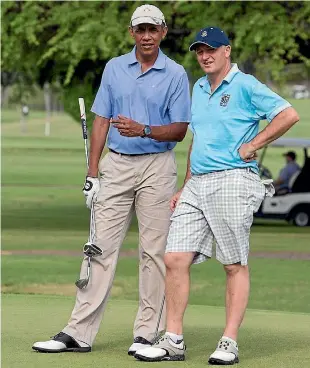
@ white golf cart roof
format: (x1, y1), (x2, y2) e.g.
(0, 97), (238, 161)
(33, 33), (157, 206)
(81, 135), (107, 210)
(269, 138), (310, 148)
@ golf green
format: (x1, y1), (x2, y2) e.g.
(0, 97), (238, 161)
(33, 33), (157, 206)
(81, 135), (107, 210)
(3, 294), (310, 368)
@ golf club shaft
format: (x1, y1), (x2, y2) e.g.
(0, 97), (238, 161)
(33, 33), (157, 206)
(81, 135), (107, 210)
(75, 98), (96, 289)
(154, 295), (165, 341)
(79, 97), (95, 243)
(89, 201), (95, 242)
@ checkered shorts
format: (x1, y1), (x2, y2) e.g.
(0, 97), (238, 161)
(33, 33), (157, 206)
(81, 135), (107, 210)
(166, 168), (267, 265)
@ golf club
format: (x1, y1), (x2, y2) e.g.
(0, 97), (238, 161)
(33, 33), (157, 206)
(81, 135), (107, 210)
(152, 295), (166, 343)
(75, 97), (102, 289)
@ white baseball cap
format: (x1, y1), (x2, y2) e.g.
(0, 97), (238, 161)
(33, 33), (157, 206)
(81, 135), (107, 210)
(130, 4), (166, 27)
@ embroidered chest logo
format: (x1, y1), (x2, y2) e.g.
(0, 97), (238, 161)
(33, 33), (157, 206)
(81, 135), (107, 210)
(220, 94), (230, 107)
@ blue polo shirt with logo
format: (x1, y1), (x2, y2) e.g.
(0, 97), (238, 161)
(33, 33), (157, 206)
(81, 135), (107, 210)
(91, 47), (191, 154)
(190, 64), (291, 174)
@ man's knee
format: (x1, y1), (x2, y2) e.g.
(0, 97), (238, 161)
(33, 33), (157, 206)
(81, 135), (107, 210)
(224, 263), (248, 276)
(164, 252), (193, 271)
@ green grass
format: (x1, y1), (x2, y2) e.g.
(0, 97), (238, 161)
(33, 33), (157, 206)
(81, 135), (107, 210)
(1, 104), (310, 366)
(2, 255), (310, 313)
(2, 295), (310, 368)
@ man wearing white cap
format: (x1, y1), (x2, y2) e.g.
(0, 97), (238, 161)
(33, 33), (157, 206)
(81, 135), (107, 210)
(32, 4), (191, 355)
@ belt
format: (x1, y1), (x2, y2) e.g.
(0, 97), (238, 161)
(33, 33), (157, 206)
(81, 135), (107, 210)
(195, 167), (252, 176)
(109, 149), (159, 157)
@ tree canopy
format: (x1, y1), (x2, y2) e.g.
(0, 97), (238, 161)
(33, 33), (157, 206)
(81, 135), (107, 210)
(2, 1), (310, 120)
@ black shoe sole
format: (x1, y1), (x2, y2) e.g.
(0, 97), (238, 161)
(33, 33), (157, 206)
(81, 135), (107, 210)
(32, 347), (91, 353)
(134, 353), (185, 362)
(128, 351), (136, 356)
(208, 357), (239, 365)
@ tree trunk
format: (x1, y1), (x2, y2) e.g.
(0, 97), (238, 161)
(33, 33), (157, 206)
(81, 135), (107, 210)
(43, 82), (52, 136)
(1, 85), (9, 107)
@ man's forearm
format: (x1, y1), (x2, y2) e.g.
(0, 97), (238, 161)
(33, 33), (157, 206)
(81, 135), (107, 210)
(182, 139), (193, 187)
(250, 107), (299, 151)
(88, 116), (110, 177)
(273, 178), (284, 186)
(148, 122), (188, 142)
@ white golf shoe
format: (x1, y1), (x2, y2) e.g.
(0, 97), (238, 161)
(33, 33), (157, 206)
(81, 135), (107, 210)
(134, 334), (185, 362)
(128, 336), (152, 356)
(32, 332), (91, 353)
(208, 336), (239, 365)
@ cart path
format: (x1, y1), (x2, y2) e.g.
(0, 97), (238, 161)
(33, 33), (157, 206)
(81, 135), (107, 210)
(2, 249), (310, 260)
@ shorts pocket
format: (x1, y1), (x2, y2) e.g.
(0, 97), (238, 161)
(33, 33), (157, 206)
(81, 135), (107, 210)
(242, 171), (265, 212)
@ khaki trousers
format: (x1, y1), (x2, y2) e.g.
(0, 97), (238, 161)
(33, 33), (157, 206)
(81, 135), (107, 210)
(63, 150), (177, 345)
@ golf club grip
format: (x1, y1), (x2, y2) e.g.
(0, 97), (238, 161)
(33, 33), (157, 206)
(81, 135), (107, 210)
(78, 98), (87, 140)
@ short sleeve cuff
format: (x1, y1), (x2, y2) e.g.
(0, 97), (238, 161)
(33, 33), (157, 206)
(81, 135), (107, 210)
(267, 102), (291, 122)
(90, 106), (111, 119)
(169, 118), (191, 124)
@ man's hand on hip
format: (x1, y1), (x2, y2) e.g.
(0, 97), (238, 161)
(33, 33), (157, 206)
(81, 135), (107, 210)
(238, 142), (257, 162)
(82, 176), (100, 209)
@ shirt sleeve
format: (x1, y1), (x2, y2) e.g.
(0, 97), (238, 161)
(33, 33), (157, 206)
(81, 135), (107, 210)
(168, 71), (191, 123)
(251, 81), (291, 122)
(91, 61), (113, 118)
(189, 80), (199, 133)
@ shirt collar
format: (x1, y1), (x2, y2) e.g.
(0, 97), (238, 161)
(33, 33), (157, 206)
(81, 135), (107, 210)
(128, 47), (166, 70)
(223, 63), (239, 83)
(199, 63), (240, 88)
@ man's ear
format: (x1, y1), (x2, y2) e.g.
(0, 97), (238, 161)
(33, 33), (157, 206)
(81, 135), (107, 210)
(162, 26), (168, 39)
(128, 26), (134, 39)
(225, 45), (231, 58)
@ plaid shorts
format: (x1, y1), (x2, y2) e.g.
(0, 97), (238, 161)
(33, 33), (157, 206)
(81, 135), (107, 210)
(166, 168), (267, 265)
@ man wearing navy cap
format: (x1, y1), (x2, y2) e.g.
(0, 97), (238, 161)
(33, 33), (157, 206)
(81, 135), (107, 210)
(274, 150), (300, 191)
(32, 4), (191, 356)
(134, 26), (299, 364)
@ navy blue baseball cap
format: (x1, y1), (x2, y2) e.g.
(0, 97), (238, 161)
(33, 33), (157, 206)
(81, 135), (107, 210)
(189, 26), (230, 51)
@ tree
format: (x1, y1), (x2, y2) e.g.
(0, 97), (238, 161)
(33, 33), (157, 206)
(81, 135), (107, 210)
(2, 1), (309, 121)
(1, 71), (18, 106)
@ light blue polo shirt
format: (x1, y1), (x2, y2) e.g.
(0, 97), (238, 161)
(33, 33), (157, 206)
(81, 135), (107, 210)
(190, 64), (291, 174)
(91, 47), (191, 154)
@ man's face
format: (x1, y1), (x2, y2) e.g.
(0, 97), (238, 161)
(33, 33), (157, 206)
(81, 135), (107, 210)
(129, 24), (167, 57)
(195, 44), (231, 75)
(285, 155), (292, 164)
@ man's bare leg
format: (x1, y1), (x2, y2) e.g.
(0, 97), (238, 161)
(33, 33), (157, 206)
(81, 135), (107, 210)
(133, 252), (194, 362)
(223, 264), (250, 341)
(165, 252), (195, 335)
(208, 264), (249, 365)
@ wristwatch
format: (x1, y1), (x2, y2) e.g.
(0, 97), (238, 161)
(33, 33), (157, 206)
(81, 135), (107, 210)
(141, 125), (152, 138)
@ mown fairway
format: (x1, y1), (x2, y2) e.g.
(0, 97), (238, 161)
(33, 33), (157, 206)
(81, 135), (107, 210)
(2, 101), (310, 367)
(2, 295), (310, 368)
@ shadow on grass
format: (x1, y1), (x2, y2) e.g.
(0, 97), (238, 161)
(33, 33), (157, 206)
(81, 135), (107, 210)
(185, 326), (299, 361)
(4, 202), (308, 235)
(92, 325), (307, 363)
(2, 205), (139, 232)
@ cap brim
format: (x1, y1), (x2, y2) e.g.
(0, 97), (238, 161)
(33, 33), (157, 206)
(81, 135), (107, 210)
(189, 41), (217, 51)
(131, 16), (164, 27)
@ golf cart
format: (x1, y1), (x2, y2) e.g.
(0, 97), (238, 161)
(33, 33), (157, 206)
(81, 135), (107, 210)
(255, 137), (310, 227)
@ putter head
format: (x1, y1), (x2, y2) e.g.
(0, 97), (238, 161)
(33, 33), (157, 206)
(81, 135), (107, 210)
(75, 244), (101, 289)
(75, 257), (91, 289)
(83, 242), (102, 257)
(75, 278), (89, 289)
